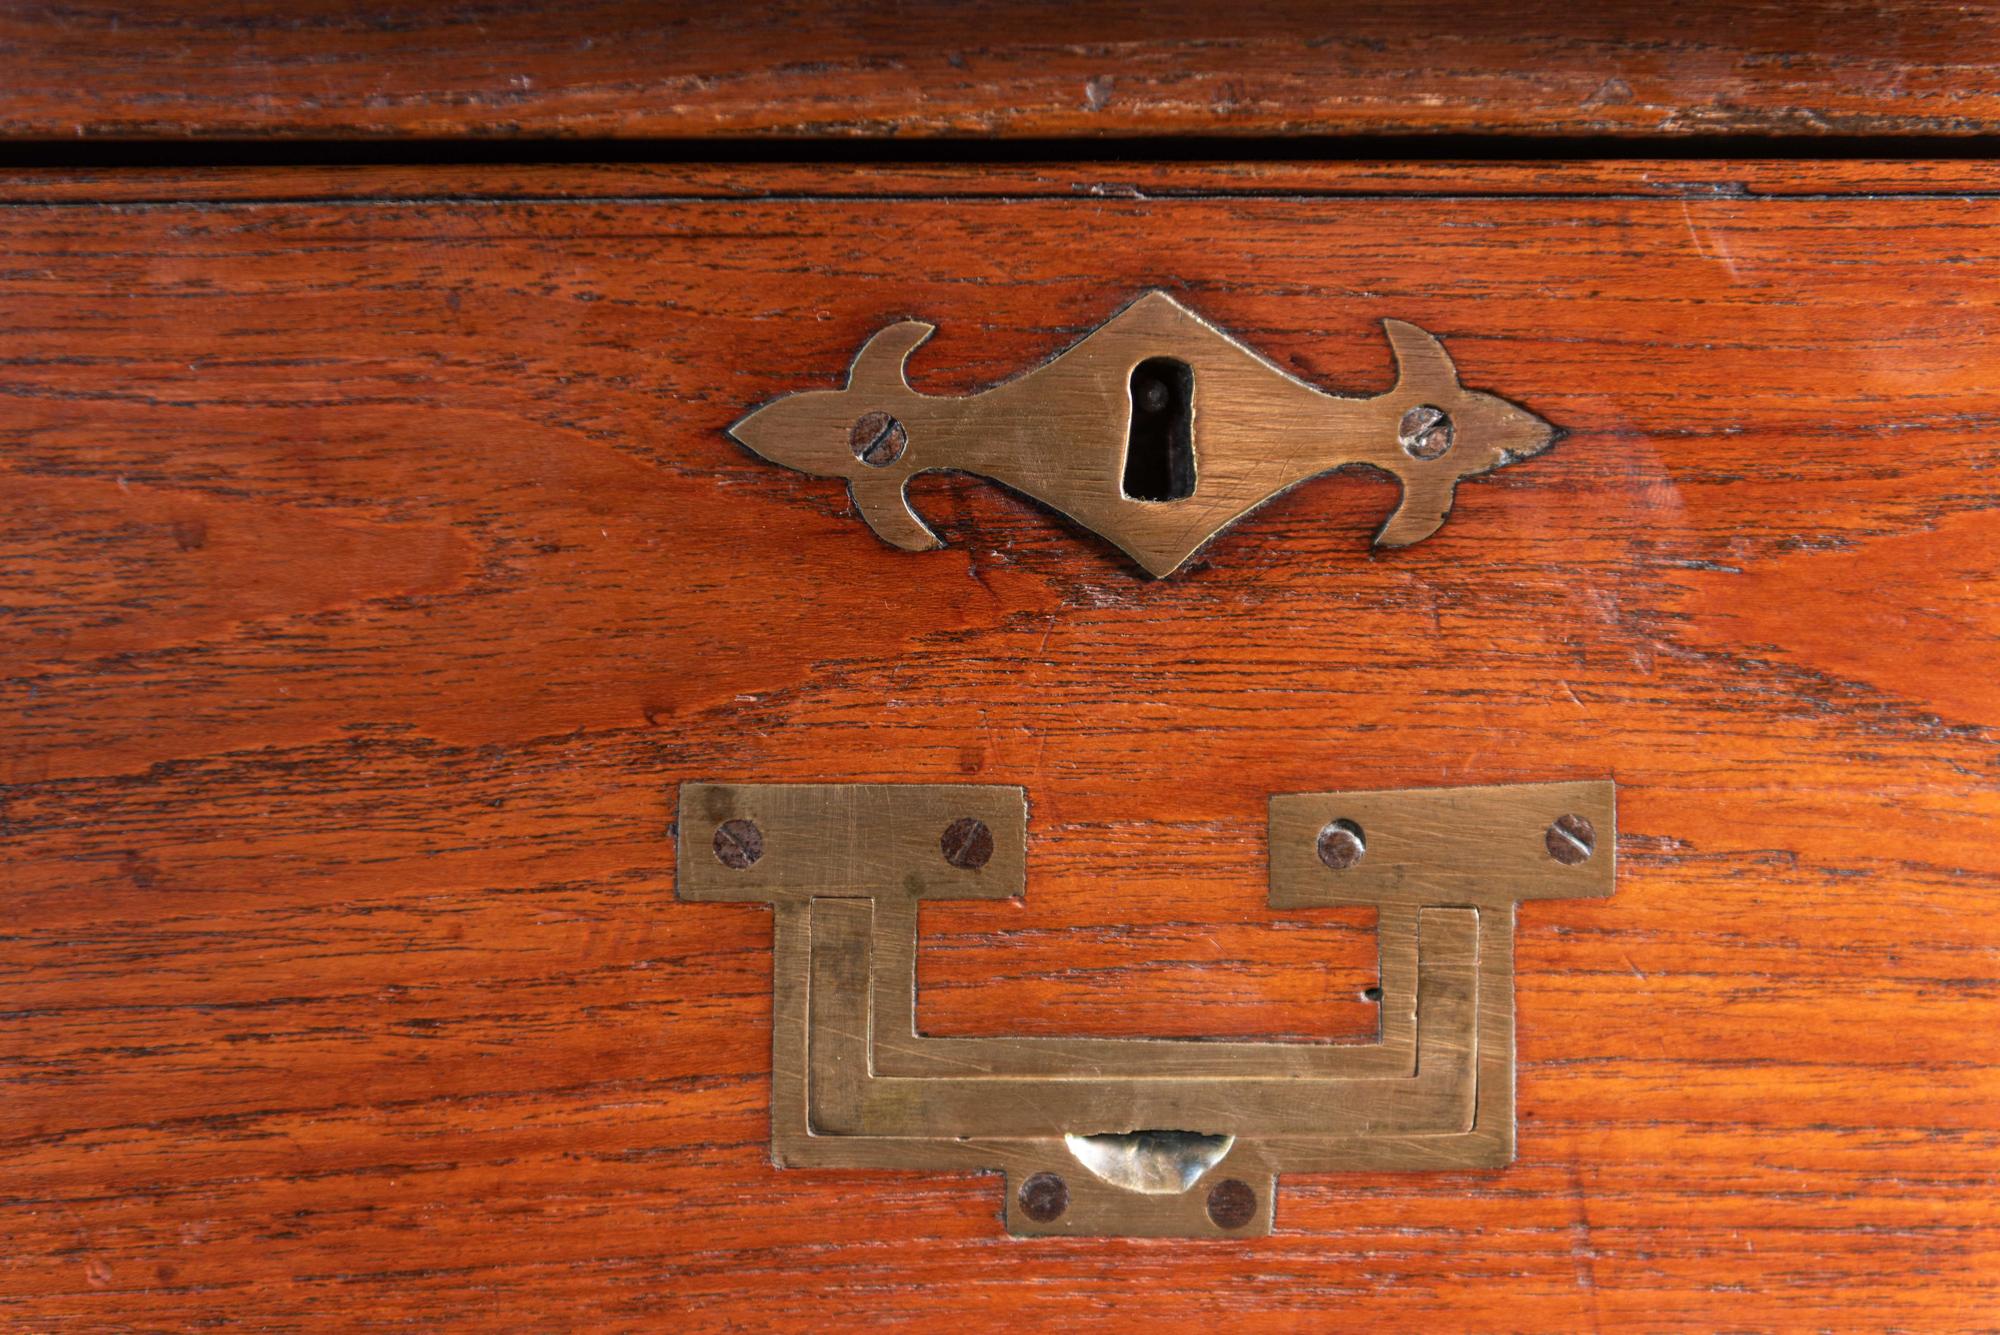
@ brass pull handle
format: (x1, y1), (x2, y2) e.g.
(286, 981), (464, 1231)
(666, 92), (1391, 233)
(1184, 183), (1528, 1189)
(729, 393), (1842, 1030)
(727, 291), (1559, 577)
(677, 779), (1615, 1237)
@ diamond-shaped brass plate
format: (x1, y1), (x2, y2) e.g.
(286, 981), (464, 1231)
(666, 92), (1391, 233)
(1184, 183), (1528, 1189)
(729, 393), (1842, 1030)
(726, 291), (1559, 576)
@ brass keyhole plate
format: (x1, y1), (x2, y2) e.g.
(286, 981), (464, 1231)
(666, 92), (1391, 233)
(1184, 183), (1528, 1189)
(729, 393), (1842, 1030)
(726, 291), (1561, 577)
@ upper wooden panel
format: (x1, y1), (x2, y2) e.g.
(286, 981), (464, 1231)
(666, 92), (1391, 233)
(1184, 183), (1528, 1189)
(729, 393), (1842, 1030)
(5, 1), (2000, 140)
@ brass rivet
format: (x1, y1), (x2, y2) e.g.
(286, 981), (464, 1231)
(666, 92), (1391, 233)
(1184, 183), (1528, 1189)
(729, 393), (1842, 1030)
(1316, 819), (1365, 871)
(1018, 1171), (1069, 1223)
(712, 818), (764, 870)
(1545, 813), (1595, 865)
(1206, 1177), (1257, 1230)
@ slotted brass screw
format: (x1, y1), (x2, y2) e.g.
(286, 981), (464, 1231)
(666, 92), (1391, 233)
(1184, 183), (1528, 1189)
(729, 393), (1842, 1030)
(940, 817), (994, 870)
(1398, 404), (1454, 460)
(1545, 813), (1596, 865)
(712, 818), (764, 870)
(849, 411), (908, 467)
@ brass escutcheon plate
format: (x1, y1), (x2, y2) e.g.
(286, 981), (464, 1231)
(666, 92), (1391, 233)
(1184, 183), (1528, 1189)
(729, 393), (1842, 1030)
(676, 780), (1615, 1238)
(726, 291), (1560, 577)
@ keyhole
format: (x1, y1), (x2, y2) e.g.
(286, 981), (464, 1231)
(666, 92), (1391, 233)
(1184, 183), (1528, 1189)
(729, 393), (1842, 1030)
(1123, 357), (1195, 502)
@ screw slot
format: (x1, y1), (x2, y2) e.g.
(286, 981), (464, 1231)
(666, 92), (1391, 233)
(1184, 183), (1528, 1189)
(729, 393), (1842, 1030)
(1206, 1177), (1257, 1230)
(712, 818), (764, 870)
(1316, 818), (1365, 871)
(848, 410), (908, 468)
(940, 816), (994, 871)
(1544, 813), (1596, 865)
(1019, 1171), (1069, 1222)
(1398, 404), (1454, 460)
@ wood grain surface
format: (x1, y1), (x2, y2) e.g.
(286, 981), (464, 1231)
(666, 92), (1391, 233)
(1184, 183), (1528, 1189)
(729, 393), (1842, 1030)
(2, 162), (1998, 1329)
(5, 1), (2000, 141)
(9, 158), (2000, 204)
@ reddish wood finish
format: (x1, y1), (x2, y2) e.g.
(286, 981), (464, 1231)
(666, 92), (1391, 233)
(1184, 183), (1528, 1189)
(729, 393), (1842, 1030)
(4, 2), (2000, 140)
(2, 163), (1998, 1328)
(4, 159), (2000, 204)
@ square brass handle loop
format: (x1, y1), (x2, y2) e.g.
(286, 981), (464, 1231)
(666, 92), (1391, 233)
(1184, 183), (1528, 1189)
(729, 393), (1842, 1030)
(676, 780), (1614, 1238)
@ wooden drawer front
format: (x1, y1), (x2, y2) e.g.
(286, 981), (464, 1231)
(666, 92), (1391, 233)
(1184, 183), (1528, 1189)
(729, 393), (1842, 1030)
(3, 164), (1997, 1328)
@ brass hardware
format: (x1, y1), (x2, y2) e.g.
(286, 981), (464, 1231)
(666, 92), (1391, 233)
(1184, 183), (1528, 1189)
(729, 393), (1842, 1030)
(676, 779), (1615, 1237)
(727, 291), (1559, 577)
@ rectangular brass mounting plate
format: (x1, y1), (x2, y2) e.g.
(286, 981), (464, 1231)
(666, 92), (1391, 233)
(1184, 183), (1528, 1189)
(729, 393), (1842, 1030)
(677, 779), (1614, 1238)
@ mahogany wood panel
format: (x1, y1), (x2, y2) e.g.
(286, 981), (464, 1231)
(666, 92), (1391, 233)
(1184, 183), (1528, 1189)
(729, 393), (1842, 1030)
(2, 164), (1998, 1328)
(5, 2), (2000, 140)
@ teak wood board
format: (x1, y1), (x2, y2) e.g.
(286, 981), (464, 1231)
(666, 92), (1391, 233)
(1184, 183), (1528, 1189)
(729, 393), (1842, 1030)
(1, 163), (1997, 1329)
(7, 0), (2000, 140)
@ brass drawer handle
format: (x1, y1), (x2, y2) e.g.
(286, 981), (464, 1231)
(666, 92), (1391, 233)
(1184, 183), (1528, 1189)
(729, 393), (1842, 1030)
(728, 291), (1558, 577)
(677, 779), (1615, 1237)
